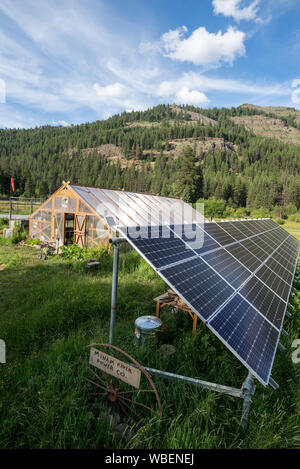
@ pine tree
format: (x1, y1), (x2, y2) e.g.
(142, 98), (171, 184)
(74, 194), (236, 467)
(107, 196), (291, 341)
(174, 146), (203, 203)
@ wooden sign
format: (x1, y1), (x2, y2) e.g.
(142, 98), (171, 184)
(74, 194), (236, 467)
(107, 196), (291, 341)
(89, 347), (141, 389)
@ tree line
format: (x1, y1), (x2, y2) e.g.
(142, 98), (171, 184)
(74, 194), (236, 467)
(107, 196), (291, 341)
(0, 104), (299, 212)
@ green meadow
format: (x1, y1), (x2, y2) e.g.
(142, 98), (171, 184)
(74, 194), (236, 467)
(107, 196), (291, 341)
(0, 228), (299, 449)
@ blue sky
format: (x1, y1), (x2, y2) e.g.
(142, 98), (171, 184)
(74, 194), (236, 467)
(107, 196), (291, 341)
(0, 0), (299, 128)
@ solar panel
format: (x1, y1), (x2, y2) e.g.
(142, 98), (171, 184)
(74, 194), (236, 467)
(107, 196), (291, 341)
(225, 243), (262, 272)
(202, 249), (251, 289)
(160, 257), (234, 321)
(265, 257), (294, 285)
(117, 219), (299, 386)
(230, 221), (257, 238)
(255, 264), (291, 302)
(239, 276), (286, 329)
(203, 223), (235, 246)
(215, 221), (246, 241)
(118, 225), (196, 269)
(273, 250), (296, 273)
(208, 294), (279, 385)
(170, 224), (220, 255)
(239, 237), (269, 262)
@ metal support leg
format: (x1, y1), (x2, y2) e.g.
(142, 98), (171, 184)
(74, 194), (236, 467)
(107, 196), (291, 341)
(241, 373), (256, 431)
(141, 366), (243, 398)
(278, 342), (286, 351)
(109, 238), (126, 345)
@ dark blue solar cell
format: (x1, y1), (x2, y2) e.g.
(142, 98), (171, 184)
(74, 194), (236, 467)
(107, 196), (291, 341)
(202, 249), (251, 289)
(160, 257), (234, 321)
(240, 237), (269, 262)
(273, 250), (295, 273)
(225, 243), (261, 272)
(170, 224), (220, 255)
(209, 294), (279, 385)
(255, 264), (290, 302)
(118, 225), (195, 269)
(203, 223), (235, 246)
(265, 257), (294, 284)
(258, 232), (278, 251)
(229, 221), (255, 238)
(216, 222), (246, 241)
(241, 220), (263, 235)
(239, 276), (286, 329)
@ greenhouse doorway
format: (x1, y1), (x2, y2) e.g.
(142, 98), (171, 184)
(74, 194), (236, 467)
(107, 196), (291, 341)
(64, 213), (75, 245)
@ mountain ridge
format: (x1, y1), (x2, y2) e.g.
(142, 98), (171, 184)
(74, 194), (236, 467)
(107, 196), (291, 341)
(0, 104), (299, 213)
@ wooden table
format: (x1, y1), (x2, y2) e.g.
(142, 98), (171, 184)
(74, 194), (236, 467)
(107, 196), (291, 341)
(154, 292), (198, 335)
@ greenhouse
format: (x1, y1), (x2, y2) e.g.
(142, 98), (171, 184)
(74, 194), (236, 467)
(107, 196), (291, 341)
(29, 181), (203, 247)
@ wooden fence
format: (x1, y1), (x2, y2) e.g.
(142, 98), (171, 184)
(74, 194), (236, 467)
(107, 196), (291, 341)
(0, 197), (44, 217)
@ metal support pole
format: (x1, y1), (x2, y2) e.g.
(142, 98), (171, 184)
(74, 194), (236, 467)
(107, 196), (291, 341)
(269, 377), (279, 390)
(109, 238), (126, 345)
(241, 372), (256, 431)
(141, 366), (243, 398)
(9, 198), (12, 221)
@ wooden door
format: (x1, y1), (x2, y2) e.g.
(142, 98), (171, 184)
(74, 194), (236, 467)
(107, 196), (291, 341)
(74, 215), (87, 248)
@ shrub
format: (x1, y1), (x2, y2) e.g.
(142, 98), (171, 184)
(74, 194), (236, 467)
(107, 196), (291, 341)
(0, 218), (8, 230)
(197, 197), (230, 219)
(250, 207), (271, 218)
(25, 237), (41, 245)
(234, 207), (250, 218)
(59, 243), (110, 261)
(275, 218), (285, 225)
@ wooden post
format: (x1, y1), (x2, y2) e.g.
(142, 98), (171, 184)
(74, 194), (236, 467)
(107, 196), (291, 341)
(156, 302), (161, 318)
(192, 314), (198, 335)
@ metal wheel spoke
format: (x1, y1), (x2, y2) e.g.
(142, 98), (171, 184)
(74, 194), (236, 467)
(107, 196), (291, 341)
(118, 400), (130, 419)
(83, 377), (107, 392)
(86, 366), (111, 388)
(120, 395), (157, 414)
(118, 389), (155, 395)
(119, 397), (142, 421)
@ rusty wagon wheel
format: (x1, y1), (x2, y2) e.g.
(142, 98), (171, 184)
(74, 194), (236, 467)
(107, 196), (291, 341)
(78, 343), (162, 421)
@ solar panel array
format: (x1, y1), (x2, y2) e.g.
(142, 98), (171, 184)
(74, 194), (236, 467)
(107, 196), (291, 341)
(118, 219), (300, 386)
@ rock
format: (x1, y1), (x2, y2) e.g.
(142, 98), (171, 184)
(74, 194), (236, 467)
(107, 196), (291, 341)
(86, 261), (100, 269)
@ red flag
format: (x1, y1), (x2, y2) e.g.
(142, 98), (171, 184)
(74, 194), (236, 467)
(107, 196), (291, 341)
(11, 178), (15, 193)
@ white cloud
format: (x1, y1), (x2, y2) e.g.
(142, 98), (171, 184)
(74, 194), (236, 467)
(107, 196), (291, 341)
(0, 0), (296, 127)
(146, 25), (246, 67)
(157, 72), (292, 100)
(52, 120), (70, 127)
(0, 79), (6, 103)
(212, 0), (261, 22)
(93, 82), (128, 99)
(291, 79), (300, 104)
(175, 87), (210, 106)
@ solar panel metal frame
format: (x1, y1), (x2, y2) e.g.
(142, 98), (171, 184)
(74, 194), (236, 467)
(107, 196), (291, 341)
(117, 219), (299, 386)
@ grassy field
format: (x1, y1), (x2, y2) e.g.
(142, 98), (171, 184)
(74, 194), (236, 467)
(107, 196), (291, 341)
(0, 233), (299, 449)
(283, 220), (300, 241)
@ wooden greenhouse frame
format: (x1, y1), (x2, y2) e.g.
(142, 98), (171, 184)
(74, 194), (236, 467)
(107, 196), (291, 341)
(30, 181), (205, 248)
(29, 182), (111, 248)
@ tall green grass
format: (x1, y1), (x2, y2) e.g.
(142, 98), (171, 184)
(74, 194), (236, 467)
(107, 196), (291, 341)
(0, 241), (299, 448)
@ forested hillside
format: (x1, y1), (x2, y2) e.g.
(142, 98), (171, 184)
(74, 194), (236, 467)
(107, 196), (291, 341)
(0, 104), (299, 213)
